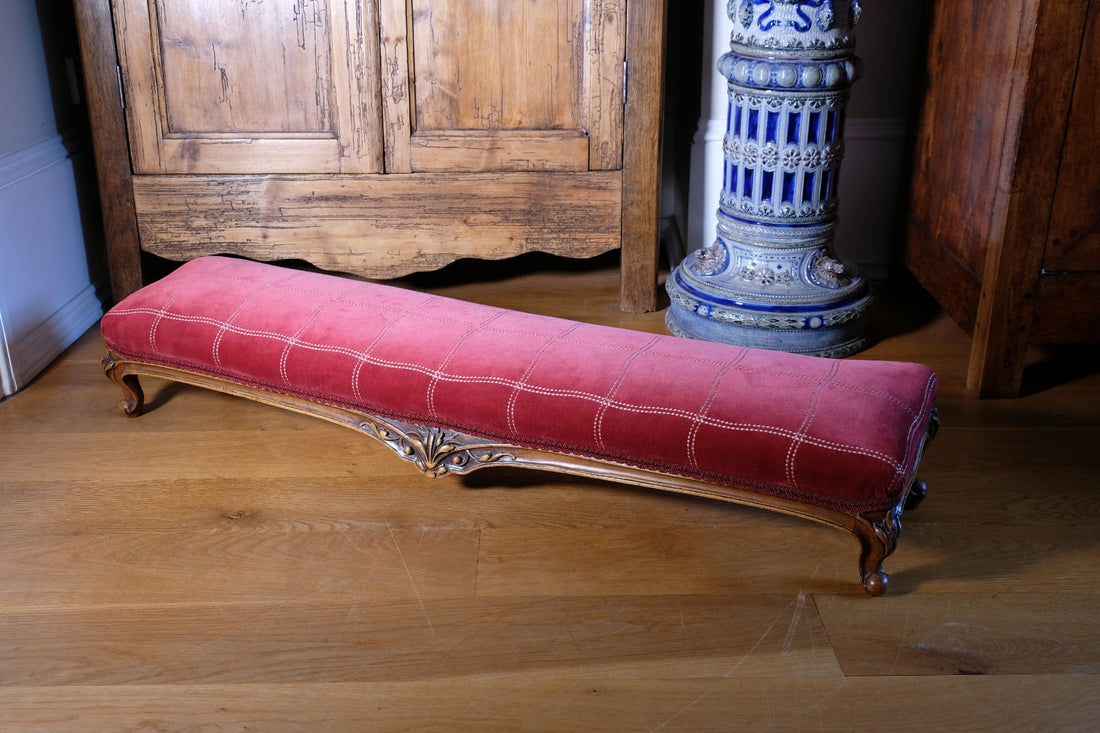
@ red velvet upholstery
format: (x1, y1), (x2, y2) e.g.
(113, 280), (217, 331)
(101, 256), (937, 513)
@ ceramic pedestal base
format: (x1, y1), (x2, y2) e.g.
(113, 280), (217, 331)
(666, 214), (873, 358)
(666, 257), (872, 358)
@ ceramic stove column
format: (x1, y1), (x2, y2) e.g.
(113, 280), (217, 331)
(666, 0), (872, 357)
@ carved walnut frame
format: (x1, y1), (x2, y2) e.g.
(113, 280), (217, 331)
(104, 352), (938, 596)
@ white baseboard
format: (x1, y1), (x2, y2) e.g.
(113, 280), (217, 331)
(1, 130), (102, 398)
(0, 133), (75, 191)
(0, 313), (14, 397)
(1, 285), (102, 396)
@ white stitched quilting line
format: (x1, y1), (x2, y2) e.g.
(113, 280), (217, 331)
(504, 322), (582, 437)
(349, 294), (437, 404)
(592, 335), (661, 452)
(902, 373), (938, 474)
(785, 360), (841, 493)
(645, 345), (923, 418)
(827, 376), (922, 419)
(111, 307), (905, 471)
(211, 272), (298, 368)
(425, 311), (507, 419)
(685, 351), (748, 471)
(278, 283), (371, 387)
(146, 273), (196, 356)
(869, 372), (936, 493)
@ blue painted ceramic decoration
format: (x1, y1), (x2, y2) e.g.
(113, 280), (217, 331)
(667, 0), (872, 357)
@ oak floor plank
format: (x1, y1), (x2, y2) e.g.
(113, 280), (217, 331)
(815, 593), (1100, 675)
(0, 676), (1094, 732)
(2, 430), (393, 482)
(477, 520), (1100, 598)
(0, 524), (479, 607)
(0, 594), (840, 686)
(476, 526), (862, 597)
(871, 522), (1100, 595)
(0, 474), (764, 536)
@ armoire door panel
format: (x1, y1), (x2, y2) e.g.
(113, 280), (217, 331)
(381, 0), (625, 173)
(130, 172), (624, 277)
(1043, 0), (1100, 273)
(114, 0), (384, 174)
(156, 1), (331, 134)
(410, 0), (583, 130)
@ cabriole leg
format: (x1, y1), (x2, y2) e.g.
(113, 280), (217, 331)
(102, 354), (145, 416)
(855, 504), (903, 596)
(859, 411), (936, 593)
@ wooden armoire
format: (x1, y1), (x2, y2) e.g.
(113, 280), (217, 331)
(904, 0), (1099, 396)
(74, 0), (667, 311)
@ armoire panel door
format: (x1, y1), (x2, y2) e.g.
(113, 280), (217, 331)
(114, 0), (384, 174)
(1043, 0), (1100, 273)
(379, 0), (626, 173)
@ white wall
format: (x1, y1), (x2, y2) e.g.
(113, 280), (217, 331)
(684, 1), (925, 281)
(0, 0), (103, 396)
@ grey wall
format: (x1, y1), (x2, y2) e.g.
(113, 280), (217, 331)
(0, 0), (103, 396)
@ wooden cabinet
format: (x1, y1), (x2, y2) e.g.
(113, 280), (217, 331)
(903, 0), (1099, 396)
(74, 0), (666, 310)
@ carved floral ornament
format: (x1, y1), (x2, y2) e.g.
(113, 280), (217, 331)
(739, 263), (794, 287)
(720, 190), (839, 221)
(358, 417), (515, 478)
(809, 249), (852, 288)
(724, 139), (843, 173)
(694, 247), (850, 289)
(692, 239), (729, 276)
(736, 0), (862, 32)
(732, 0), (862, 49)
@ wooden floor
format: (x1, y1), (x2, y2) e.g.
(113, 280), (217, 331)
(1, 254), (1098, 731)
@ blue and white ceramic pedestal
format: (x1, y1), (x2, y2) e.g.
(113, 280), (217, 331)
(666, 0), (872, 358)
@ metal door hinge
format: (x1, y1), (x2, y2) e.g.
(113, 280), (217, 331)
(116, 65), (125, 109)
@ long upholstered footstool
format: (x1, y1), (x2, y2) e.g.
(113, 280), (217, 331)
(100, 256), (939, 595)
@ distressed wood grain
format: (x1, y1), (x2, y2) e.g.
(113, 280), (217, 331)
(131, 171), (623, 277)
